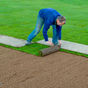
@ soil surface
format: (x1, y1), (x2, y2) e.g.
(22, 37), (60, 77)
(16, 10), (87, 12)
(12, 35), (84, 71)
(0, 46), (88, 88)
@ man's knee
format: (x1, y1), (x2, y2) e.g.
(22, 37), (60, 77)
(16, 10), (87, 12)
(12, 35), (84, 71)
(34, 30), (40, 36)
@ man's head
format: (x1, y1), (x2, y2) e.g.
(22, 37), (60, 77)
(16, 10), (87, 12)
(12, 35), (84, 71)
(56, 16), (66, 26)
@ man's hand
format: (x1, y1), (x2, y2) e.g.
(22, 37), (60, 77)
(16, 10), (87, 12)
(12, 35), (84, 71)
(46, 41), (54, 46)
(59, 40), (62, 46)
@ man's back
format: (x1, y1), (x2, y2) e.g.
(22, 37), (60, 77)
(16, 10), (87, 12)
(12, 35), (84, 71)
(39, 8), (61, 24)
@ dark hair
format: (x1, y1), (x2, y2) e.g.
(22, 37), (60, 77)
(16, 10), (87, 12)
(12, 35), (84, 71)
(57, 16), (66, 23)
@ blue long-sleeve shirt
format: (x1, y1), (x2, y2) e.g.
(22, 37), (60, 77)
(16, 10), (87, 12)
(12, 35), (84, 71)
(39, 8), (62, 41)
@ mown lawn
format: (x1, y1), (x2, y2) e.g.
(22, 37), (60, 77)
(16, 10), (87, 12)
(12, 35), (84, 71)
(0, 0), (88, 57)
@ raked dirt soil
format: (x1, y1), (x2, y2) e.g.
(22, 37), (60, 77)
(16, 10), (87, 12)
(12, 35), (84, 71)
(0, 46), (88, 88)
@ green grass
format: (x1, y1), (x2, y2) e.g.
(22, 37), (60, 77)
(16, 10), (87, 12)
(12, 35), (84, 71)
(0, 0), (88, 57)
(0, 43), (49, 56)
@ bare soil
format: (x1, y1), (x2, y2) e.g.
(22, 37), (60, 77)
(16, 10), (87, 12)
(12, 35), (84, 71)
(0, 46), (88, 88)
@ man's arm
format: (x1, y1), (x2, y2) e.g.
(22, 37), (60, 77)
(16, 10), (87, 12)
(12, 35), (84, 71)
(56, 25), (62, 45)
(43, 22), (54, 46)
(56, 25), (62, 40)
(42, 22), (50, 41)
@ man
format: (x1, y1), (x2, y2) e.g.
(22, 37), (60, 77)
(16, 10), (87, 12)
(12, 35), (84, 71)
(26, 8), (66, 46)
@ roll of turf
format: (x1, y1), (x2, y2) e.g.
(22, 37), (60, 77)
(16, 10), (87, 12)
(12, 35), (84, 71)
(40, 45), (61, 56)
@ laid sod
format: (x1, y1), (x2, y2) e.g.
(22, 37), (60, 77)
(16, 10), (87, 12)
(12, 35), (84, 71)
(0, 0), (88, 56)
(0, 43), (88, 58)
(0, 43), (49, 56)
